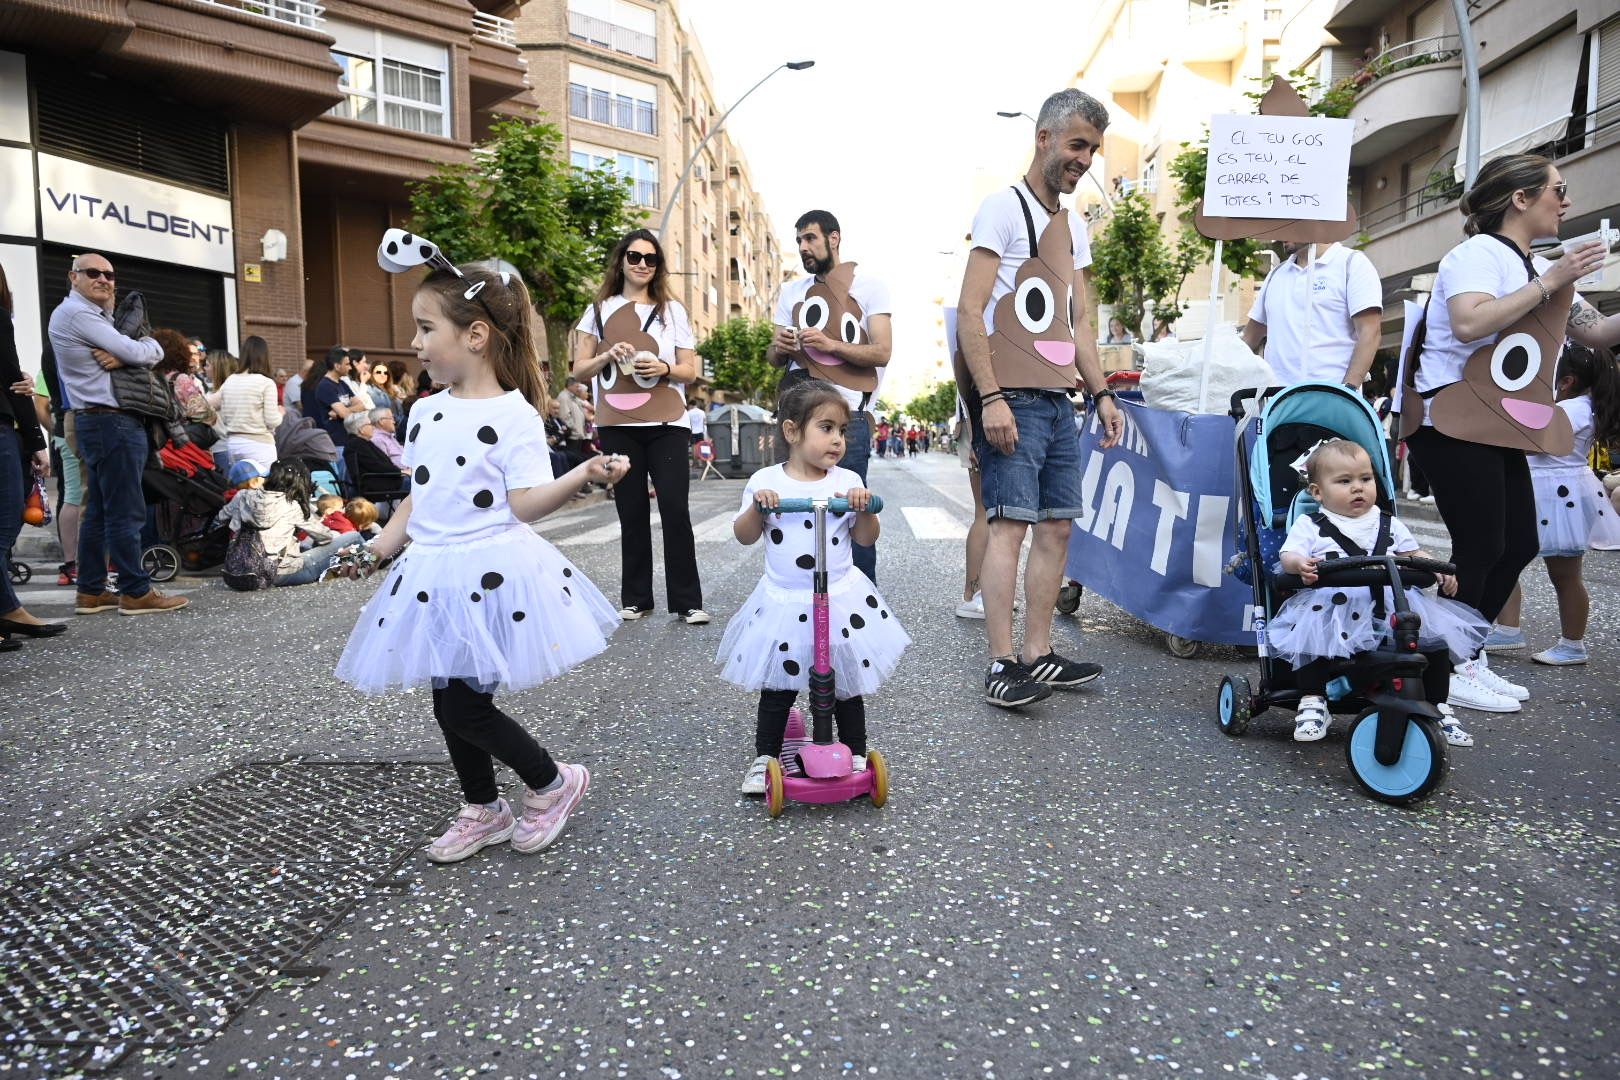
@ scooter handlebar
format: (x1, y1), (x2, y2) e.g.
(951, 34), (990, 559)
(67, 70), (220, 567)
(767, 495), (884, 515)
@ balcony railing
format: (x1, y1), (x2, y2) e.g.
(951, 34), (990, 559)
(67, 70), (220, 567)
(472, 12), (517, 47)
(568, 10), (657, 62)
(1118, 176), (1158, 197)
(1188, 0), (1233, 20)
(1350, 35), (1460, 96)
(196, 0), (324, 28)
(633, 179), (659, 207)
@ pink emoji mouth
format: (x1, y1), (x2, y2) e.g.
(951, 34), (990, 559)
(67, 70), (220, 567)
(805, 347), (844, 367)
(1500, 397), (1553, 429)
(606, 392), (651, 410)
(1034, 340), (1075, 365)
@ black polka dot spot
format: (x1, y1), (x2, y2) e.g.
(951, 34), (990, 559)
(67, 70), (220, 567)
(1566, 501), (1575, 509)
(416, 591), (429, 602)
(481, 572), (504, 591)
(798, 614), (807, 622)
(562, 586), (571, 597)
(433, 412), (443, 421)
(471, 592), (481, 602)
(778, 642), (789, 652)
(1311, 604), (1323, 612)
(831, 536), (840, 545)
(795, 554), (816, 570)
(478, 425), (499, 444)
(377, 617), (385, 626)
(415, 465), (430, 485)
(1331, 592), (1348, 605)
(513, 611), (526, 622)
(1557, 484), (1570, 498)
(880, 610), (888, 619)
(1350, 611), (1361, 621)
(769, 528), (783, 545)
(473, 490), (494, 509)
(409, 423), (420, 443)
(862, 659), (871, 668)
(1341, 632), (1350, 640)
(1541, 519), (1550, 526)
(804, 520), (813, 529)
(390, 577), (402, 596)
(866, 595), (878, 608)
(850, 613), (866, 629)
(783, 660), (801, 676)
(563, 567), (573, 577)
(457, 456), (466, 466)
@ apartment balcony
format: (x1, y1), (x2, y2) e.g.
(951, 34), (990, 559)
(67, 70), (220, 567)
(468, 11), (533, 111)
(1325, 0), (1401, 33)
(1347, 39), (1462, 165)
(0, 0), (342, 124)
(1179, 1), (1245, 63)
(567, 9), (655, 63)
(1103, 40), (1165, 93)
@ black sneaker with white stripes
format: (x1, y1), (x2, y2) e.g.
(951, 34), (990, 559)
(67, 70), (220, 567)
(984, 657), (1053, 708)
(1021, 651), (1102, 688)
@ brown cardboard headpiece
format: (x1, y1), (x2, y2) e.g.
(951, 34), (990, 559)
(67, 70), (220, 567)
(1409, 284), (1576, 455)
(1193, 78), (1359, 245)
(593, 303), (686, 425)
(985, 204), (1078, 391)
(790, 262), (879, 393)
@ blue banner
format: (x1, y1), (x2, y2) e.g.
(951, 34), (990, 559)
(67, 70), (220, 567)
(1065, 400), (1255, 646)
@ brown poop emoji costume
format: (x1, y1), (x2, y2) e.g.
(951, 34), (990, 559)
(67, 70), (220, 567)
(1408, 281), (1576, 456)
(592, 303), (686, 425)
(984, 201), (1078, 391)
(790, 262), (879, 394)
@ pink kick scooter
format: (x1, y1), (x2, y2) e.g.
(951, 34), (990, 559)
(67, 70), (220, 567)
(762, 495), (890, 818)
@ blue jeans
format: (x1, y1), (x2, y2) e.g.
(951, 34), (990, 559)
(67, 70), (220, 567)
(0, 425), (24, 613)
(276, 530), (362, 587)
(972, 390), (1085, 523)
(76, 410), (152, 597)
(839, 412), (877, 582)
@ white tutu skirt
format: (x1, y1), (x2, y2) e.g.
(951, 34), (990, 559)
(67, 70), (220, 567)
(1533, 465), (1620, 556)
(716, 571), (909, 699)
(336, 526), (619, 695)
(1267, 585), (1488, 667)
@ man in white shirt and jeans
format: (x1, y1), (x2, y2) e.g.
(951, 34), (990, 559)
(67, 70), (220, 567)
(1241, 241), (1383, 387)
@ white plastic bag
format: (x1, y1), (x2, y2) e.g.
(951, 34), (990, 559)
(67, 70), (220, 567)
(1139, 323), (1275, 415)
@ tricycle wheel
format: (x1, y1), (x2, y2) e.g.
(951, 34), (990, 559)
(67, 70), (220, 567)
(143, 544), (180, 583)
(1216, 674), (1252, 736)
(764, 757), (785, 818)
(1345, 708), (1447, 806)
(1055, 582), (1082, 615)
(9, 563), (30, 585)
(1166, 634), (1201, 659)
(866, 749), (889, 808)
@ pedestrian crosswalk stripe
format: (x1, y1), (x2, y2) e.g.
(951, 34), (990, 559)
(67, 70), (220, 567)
(553, 517), (634, 546)
(900, 506), (968, 540)
(690, 510), (739, 542)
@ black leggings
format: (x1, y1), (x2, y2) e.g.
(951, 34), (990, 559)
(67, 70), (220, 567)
(598, 424), (703, 612)
(1405, 426), (1538, 625)
(1294, 650), (1453, 706)
(757, 689), (867, 758)
(431, 678), (558, 804)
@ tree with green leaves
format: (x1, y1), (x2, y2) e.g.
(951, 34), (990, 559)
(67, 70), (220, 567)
(697, 318), (777, 405)
(904, 382), (958, 425)
(1089, 192), (1194, 338)
(407, 117), (644, 375)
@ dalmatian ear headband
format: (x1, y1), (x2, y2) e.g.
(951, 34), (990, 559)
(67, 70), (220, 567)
(377, 228), (512, 326)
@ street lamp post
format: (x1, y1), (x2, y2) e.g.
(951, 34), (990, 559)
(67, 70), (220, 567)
(996, 109), (1116, 213)
(657, 60), (814, 240)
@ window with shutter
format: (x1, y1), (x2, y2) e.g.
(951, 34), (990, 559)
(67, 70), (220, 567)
(42, 246), (226, 347)
(1596, 19), (1620, 146)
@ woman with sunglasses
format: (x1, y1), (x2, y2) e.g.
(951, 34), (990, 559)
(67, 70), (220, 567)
(1402, 154), (1619, 713)
(572, 229), (708, 624)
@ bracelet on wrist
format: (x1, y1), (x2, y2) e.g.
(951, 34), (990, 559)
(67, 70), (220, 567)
(979, 390), (1006, 407)
(1531, 275), (1551, 306)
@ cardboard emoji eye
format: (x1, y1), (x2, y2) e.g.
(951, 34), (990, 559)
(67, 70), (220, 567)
(799, 298), (829, 332)
(598, 362), (619, 390)
(1015, 278), (1056, 335)
(839, 312), (861, 344)
(1489, 332), (1540, 392)
(632, 368), (660, 389)
(1067, 286), (1076, 332)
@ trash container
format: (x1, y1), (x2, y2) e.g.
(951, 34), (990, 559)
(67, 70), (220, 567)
(708, 404), (775, 478)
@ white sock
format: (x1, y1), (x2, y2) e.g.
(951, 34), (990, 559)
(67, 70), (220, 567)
(533, 774), (564, 795)
(1559, 637), (1585, 650)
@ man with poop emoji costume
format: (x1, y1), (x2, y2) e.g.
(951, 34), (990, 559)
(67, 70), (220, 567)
(954, 87), (1124, 710)
(768, 210), (892, 582)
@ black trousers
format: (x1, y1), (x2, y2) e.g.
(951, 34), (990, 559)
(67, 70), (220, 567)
(1406, 426), (1538, 624)
(1294, 650), (1453, 706)
(756, 689), (867, 758)
(431, 678), (557, 804)
(599, 424), (703, 612)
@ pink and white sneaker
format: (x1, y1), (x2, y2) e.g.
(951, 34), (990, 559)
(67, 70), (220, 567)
(425, 800), (515, 864)
(512, 763), (591, 854)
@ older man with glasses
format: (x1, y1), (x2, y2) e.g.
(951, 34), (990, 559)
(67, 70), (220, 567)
(47, 252), (188, 616)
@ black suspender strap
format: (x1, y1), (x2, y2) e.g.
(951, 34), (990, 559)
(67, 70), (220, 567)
(1484, 232), (1537, 282)
(641, 306), (659, 333)
(1009, 185), (1039, 255)
(1310, 510), (1395, 619)
(1310, 511), (1367, 557)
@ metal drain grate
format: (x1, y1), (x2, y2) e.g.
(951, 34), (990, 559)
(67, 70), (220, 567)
(0, 760), (458, 1071)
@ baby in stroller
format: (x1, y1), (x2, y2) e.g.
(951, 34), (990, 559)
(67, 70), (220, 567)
(1268, 439), (1486, 746)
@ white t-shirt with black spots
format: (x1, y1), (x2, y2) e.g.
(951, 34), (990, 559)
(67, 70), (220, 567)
(402, 389), (554, 547)
(735, 463), (860, 590)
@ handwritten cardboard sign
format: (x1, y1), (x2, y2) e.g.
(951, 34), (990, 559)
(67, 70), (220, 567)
(1204, 113), (1353, 221)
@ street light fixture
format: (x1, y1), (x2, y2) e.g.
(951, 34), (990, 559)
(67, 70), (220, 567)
(657, 60), (816, 240)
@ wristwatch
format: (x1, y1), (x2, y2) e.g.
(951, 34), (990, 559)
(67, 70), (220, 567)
(1091, 388), (1117, 403)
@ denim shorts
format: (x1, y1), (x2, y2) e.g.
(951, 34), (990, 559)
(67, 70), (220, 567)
(972, 389), (1084, 522)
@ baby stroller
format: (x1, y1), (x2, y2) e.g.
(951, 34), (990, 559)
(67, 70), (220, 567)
(1216, 382), (1459, 805)
(142, 442), (231, 581)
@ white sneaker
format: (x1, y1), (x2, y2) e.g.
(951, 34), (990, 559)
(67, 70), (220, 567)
(955, 592), (986, 619)
(1465, 656), (1528, 701)
(1435, 703), (1475, 747)
(739, 755), (771, 795)
(1293, 695), (1330, 742)
(1447, 667), (1520, 713)
(851, 754), (868, 772)
(680, 608), (712, 625)
(619, 606), (652, 621)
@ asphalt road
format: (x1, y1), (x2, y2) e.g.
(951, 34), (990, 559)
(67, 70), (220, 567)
(2, 452), (1617, 1079)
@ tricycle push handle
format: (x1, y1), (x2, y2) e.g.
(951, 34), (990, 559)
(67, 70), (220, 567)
(768, 496), (884, 515)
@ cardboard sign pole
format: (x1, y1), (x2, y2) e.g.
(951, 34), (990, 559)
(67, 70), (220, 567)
(1197, 239), (1225, 412)
(1303, 243), (1316, 364)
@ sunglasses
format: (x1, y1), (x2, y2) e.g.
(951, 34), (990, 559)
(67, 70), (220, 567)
(74, 267), (115, 281)
(624, 250), (661, 267)
(1551, 182), (1569, 201)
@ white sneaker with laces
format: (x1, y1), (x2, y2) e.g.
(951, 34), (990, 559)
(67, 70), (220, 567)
(955, 592), (986, 619)
(851, 754), (868, 773)
(1447, 667), (1520, 713)
(1293, 695), (1330, 742)
(681, 608), (712, 625)
(619, 606), (652, 621)
(739, 755), (771, 795)
(1435, 703), (1475, 747)
(1465, 656), (1528, 701)
(1531, 639), (1587, 666)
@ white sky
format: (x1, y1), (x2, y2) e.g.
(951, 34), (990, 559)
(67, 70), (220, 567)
(679, 0), (1102, 407)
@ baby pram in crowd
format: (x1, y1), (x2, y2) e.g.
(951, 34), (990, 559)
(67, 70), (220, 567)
(1215, 381), (1461, 806)
(275, 413), (341, 495)
(141, 441), (231, 581)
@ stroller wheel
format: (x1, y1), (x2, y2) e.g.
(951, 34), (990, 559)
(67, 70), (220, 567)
(1216, 674), (1252, 736)
(764, 757), (786, 818)
(1166, 634), (1201, 659)
(9, 563), (30, 585)
(1345, 708), (1447, 806)
(142, 544), (181, 583)
(1055, 581), (1082, 615)
(866, 749), (889, 809)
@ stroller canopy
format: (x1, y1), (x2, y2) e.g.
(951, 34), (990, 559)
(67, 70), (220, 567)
(1251, 381), (1396, 528)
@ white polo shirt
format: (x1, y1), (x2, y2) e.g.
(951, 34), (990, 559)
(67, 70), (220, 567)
(1247, 243), (1383, 385)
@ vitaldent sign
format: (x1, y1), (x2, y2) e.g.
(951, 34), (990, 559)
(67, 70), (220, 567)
(37, 154), (234, 275)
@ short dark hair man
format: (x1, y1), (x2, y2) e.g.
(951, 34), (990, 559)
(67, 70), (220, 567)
(766, 210), (893, 581)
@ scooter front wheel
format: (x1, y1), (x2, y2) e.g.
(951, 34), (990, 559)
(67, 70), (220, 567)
(867, 749), (889, 808)
(765, 757), (786, 818)
(1345, 708), (1447, 806)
